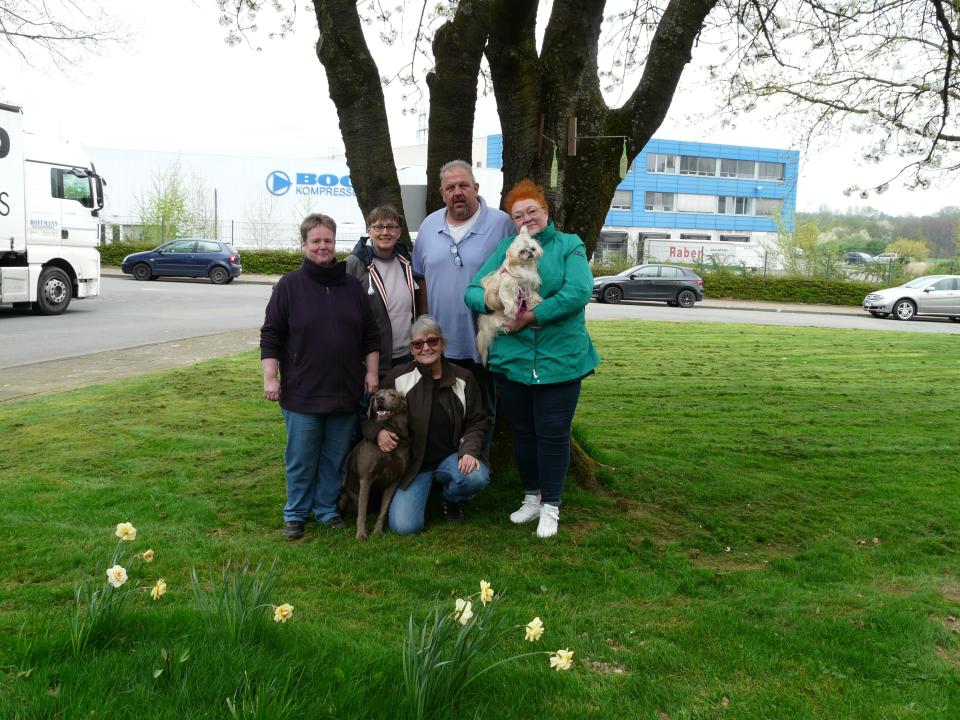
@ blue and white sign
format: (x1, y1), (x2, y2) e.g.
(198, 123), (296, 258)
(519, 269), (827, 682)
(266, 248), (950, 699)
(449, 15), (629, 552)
(266, 170), (355, 198)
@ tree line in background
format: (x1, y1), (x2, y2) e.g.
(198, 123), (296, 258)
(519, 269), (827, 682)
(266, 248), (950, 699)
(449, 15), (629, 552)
(795, 206), (960, 260)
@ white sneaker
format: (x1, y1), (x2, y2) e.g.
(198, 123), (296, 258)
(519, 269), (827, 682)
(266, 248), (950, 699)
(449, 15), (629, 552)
(509, 494), (541, 524)
(536, 503), (560, 538)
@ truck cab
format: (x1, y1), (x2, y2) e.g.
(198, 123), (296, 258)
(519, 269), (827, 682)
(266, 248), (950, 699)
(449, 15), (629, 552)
(1, 102), (105, 315)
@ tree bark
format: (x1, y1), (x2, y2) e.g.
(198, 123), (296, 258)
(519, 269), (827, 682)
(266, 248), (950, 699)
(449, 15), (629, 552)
(425, 0), (493, 213)
(313, 0), (410, 244)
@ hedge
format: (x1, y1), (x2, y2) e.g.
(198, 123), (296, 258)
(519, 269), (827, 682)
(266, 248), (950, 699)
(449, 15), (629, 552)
(702, 273), (883, 306)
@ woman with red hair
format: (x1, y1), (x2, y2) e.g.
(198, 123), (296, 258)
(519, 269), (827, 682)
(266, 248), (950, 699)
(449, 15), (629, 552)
(465, 179), (599, 538)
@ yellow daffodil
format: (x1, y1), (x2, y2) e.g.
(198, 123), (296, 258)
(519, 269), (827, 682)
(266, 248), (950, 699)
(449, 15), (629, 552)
(142, 549), (155, 563)
(106, 564), (128, 588)
(454, 598), (473, 625)
(115, 522), (137, 542)
(479, 580), (494, 606)
(549, 648), (574, 671)
(273, 603), (294, 623)
(150, 578), (167, 600)
(524, 616), (545, 642)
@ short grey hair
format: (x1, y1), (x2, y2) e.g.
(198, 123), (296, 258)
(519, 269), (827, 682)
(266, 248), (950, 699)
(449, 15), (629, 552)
(439, 159), (475, 186)
(411, 314), (444, 342)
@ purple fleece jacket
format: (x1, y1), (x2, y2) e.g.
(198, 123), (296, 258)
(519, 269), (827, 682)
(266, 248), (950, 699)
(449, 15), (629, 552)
(260, 260), (380, 414)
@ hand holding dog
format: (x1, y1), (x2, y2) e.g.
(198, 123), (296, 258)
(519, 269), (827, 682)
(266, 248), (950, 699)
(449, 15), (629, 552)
(502, 310), (537, 334)
(377, 429), (399, 452)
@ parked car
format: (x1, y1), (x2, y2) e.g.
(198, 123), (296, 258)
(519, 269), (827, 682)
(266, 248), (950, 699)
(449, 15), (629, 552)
(871, 252), (900, 264)
(121, 239), (242, 284)
(592, 263), (704, 307)
(845, 251), (873, 264)
(862, 275), (960, 321)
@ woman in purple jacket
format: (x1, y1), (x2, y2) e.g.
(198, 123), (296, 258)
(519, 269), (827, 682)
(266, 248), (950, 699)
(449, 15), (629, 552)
(260, 213), (380, 540)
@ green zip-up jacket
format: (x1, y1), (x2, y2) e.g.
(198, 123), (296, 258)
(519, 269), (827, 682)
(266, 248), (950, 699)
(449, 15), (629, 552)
(464, 222), (600, 385)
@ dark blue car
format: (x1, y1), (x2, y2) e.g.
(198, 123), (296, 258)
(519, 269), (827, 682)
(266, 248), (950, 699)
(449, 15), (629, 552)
(121, 239), (242, 284)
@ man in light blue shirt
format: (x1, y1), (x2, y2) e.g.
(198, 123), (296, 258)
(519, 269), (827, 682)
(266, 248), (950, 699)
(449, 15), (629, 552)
(414, 160), (514, 461)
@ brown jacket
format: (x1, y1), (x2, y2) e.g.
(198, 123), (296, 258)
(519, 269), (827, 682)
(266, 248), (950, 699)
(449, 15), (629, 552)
(362, 358), (487, 489)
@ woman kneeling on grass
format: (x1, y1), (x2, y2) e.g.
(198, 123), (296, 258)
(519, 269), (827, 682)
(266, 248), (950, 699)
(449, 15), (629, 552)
(367, 315), (489, 534)
(465, 179), (599, 538)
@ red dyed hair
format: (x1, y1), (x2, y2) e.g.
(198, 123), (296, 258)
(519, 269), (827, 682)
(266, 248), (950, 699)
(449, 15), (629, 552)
(504, 179), (548, 213)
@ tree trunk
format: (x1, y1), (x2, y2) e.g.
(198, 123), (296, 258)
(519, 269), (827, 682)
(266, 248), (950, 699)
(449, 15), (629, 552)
(424, 0), (492, 213)
(313, 0), (411, 245)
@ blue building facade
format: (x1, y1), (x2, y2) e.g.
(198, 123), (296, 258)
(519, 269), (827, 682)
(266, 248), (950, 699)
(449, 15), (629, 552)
(486, 135), (799, 267)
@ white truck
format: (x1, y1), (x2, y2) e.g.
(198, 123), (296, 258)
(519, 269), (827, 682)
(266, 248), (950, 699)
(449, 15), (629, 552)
(0, 102), (104, 315)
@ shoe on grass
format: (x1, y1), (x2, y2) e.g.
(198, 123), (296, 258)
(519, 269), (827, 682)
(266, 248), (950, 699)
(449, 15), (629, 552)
(322, 516), (346, 529)
(536, 503), (560, 538)
(509, 494), (541, 524)
(441, 500), (464, 523)
(282, 520), (305, 540)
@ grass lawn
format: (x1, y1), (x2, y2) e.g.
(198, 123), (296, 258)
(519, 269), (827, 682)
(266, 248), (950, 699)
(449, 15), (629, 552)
(1, 320), (959, 719)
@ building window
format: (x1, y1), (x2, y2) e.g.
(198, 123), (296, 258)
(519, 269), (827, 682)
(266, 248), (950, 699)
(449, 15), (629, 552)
(719, 235), (750, 242)
(646, 153), (677, 174)
(755, 198), (784, 216)
(719, 159), (756, 179)
(718, 196), (753, 215)
(679, 155), (717, 176)
(676, 193), (717, 213)
(758, 162), (785, 182)
(610, 190), (633, 210)
(644, 191), (674, 212)
(679, 233), (711, 240)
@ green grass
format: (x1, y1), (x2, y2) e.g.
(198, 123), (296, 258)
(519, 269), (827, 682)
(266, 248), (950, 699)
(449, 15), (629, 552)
(1, 321), (959, 719)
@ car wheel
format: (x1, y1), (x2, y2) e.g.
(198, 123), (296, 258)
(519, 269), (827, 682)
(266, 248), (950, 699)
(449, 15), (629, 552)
(209, 266), (230, 285)
(601, 286), (623, 304)
(225, 277), (235, 284)
(676, 289), (697, 308)
(132, 263), (153, 281)
(893, 299), (916, 321)
(33, 266), (72, 315)
(869, 311), (889, 318)
(950, 316), (960, 323)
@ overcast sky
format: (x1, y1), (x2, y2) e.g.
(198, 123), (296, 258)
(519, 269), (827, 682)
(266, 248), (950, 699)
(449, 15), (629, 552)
(3, 0), (957, 216)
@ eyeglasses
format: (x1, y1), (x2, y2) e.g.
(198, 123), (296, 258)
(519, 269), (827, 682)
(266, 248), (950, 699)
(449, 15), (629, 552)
(449, 243), (463, 267)
(370, 224), (400, 232)
(511, 206), (544, 222)
(411, 336), (441, 350)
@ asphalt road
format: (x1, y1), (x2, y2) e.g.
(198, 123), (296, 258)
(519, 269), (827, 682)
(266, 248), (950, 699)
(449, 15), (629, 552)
(2, 274), (958, 373)
(0, 276), (274, 369)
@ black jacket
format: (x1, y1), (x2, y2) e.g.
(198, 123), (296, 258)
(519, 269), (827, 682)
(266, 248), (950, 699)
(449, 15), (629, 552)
(344, 237), (418, 377)
(260, 260), (379, 414)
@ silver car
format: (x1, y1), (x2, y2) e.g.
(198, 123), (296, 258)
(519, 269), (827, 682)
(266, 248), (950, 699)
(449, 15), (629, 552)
(862, 275), (960, 321)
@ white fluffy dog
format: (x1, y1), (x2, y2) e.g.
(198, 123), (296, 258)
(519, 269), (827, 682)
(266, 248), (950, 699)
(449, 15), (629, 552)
(476, 225), (544, 364)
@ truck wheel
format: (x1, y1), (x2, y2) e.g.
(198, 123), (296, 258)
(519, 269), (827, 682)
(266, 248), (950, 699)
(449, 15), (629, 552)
(33, 267), (72, 315)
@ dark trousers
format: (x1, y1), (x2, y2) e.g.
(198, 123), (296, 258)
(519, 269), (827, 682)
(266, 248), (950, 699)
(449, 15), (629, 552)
(448, 357), (496, 459)
(493, 374), (582, 505)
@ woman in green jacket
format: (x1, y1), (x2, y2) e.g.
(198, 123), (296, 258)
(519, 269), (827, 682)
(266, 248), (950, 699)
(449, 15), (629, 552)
(465, 179), (599, 538)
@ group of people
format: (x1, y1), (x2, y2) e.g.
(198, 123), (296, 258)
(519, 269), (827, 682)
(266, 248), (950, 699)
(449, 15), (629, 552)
(259, 160), (599, 540)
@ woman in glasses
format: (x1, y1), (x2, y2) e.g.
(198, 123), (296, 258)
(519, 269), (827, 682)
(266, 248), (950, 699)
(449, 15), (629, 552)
(346, 205), (421, 378)
(465, 179), (599, 538)
(361, 314), (489, 534)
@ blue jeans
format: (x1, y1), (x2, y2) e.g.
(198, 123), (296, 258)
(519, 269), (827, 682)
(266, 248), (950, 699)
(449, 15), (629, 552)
(281, 409), (355, 524)
(493, 375), (582, 505)
(388, 452), (490, 535)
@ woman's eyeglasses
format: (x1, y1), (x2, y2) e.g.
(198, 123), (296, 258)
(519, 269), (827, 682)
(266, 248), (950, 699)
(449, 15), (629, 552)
(511, 206), (544, 222)
(449, 244), (463, 267)
(411, 336), (441, 350)
(370, 224), (400, 232)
